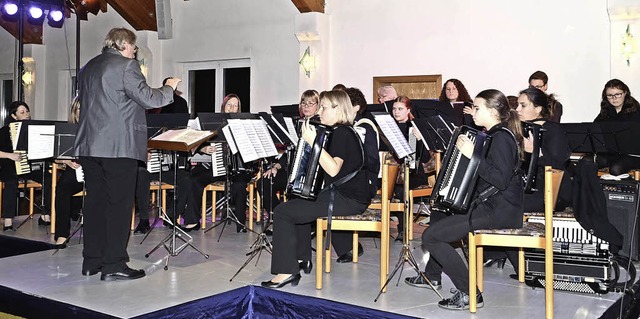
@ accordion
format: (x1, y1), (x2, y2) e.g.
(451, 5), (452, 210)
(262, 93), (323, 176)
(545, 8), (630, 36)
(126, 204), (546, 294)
(9, 122), (30, 175)
(287, 123), (332, 200)
(430, 126), (491, 213)
(521, 121), (544, 193)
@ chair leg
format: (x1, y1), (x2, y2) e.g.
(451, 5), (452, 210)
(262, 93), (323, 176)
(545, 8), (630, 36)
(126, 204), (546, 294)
(316, 220), (323, 290)
(469, 233), (477, 313)
(248, 184), (254, 231)
(29, 187), (35, 217)
(409, 193), (414, 241)
(477, 246), (484, 293)
(201, 188), (208, 227)
(131, 204), (135, 230)
(256, 192), (261, 222)
(352, 232), (359, 263)
(544, 247), (554, 318)
(518, 248), (525, 282)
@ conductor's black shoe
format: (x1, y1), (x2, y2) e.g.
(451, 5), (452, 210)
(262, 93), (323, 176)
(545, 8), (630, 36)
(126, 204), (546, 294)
(100, 267), (145, 281)
(336, 243), (364, 263)
(438, 288), (483, 310)
(404, 273), (442, 290)
(299, 260), (313, 274)
(133, 220), (151, 234)
(82, 268), (101, 276)
(261, 273), (301, 289)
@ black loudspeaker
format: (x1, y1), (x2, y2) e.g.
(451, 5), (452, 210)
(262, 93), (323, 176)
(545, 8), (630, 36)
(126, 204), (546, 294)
(601, 179), (640, 261)
(155, 0), (172, 40)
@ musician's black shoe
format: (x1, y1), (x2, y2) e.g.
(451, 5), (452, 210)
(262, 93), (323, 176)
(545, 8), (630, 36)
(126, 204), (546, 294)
(263, 229), (273, 236)
(336, 243), (364, 263)
(509, 274), (519, 281)
(438, 288), (483, 310)
(237, 225), (247, 233)
(395, 233), (404, 243)
(261, 273), (301, 289)
(3, 225), (13, 231)
(181, 223), (200, 233)
(100, 267), (146, 282)
(299, 260), (313, 274)
(483, 258), (506, 269)
(133, 219), (151, 234)
(404, 272), (442, 290)
(38, 216), (51, 226)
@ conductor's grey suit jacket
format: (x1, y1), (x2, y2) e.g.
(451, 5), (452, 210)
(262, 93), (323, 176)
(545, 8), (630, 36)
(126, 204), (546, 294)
(73, 48), (174, 162)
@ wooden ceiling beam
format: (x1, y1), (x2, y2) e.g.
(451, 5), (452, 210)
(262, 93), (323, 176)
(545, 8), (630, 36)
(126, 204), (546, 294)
(0, 12), (43, 45)
(106, 0), (157, 31)
(291, 0), (324, 13)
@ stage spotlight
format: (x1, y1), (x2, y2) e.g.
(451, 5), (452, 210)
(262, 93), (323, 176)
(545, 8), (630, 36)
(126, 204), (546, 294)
(28, 6), (43, 19)
(47, 8), (64, 28)
(2, 2), (18, 16)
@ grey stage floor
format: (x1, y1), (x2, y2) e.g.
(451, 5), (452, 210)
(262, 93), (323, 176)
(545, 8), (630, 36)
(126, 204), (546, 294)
(0, 214), (623, 319)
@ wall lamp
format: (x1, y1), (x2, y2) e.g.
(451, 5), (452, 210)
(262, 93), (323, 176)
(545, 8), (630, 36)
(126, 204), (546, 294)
(299, 46), (315, 78)
(622, 24), (637, 66)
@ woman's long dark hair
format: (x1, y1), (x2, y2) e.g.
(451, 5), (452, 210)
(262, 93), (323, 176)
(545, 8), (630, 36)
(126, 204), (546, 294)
(518, 87), (552, 120)
(597, 79), (640, 120)
(476, 89), (524, 159)
(439, 79), (472, 103)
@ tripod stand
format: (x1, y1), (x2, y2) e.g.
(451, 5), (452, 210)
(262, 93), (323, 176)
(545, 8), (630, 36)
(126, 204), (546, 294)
(375, 158), (444, 301)
(204, 148), (248, 241)
(140, 151), (171, 244)
(145, 151), (209, 270)
(230, 158), (282, 281)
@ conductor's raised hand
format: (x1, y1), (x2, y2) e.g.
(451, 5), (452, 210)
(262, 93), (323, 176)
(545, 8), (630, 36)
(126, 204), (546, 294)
(456, 135), (474, 159)
(301, 119), (317, 145)
(165, 77), (182, 91)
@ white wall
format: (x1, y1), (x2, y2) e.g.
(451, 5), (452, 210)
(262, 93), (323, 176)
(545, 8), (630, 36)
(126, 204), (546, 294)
(0, 0), (637, 123)
(327, 0), (612, 122)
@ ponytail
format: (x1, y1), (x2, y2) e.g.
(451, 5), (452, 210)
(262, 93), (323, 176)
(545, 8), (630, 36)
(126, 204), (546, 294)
(505, 108), (524, 160)
(547, 93), (559, 120)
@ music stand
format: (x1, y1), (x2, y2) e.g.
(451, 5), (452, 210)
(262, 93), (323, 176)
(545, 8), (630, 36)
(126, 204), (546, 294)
(270, 104), (300, 119)
(562, 122), (640, 155)
(144, 129), (215, 270)
(370, 112), (444, 301)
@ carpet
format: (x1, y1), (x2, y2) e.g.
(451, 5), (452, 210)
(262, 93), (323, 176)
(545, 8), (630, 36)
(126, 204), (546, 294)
(0, 235), (56, 259)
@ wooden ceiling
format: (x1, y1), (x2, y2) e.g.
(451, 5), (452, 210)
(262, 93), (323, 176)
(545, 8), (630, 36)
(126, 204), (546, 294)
(291, 0), (324, 13)
(1, 0), (323, 45)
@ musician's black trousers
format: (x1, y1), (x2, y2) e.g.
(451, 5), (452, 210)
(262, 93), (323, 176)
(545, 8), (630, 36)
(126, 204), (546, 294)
(54, 168), (83, 240)
(0, 168), (52, 218)
(422, 210), (500, 294)
(270, 191), (368, 274)
(79, 157), (137, 274)
(596, 154), (640, 176)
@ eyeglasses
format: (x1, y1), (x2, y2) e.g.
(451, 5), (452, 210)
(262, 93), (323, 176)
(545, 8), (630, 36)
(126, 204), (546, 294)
(529, 85), (544, 90)
(134, 46), (138, 53)
(606, 93), (624, 100)
(300, 101), (317, 108)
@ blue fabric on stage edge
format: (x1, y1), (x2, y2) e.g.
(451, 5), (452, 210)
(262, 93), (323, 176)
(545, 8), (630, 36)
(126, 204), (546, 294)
(133, 285), (418, 319)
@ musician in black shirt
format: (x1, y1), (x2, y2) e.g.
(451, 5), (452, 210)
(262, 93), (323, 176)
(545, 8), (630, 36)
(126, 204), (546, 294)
(0, 101), (52, 231)
(593, 79), (640, 176)
(409, 89), (524, 310)
(261, 90), (371, 288)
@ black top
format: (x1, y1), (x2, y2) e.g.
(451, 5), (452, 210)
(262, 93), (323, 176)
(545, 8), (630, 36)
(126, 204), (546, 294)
(471, 123), (524, 229)
(0, 125), (16, 179)
(161, 94), (188, 114)
(354, 116), (380, 176)
(594, 104), (640, 122)
(550, 101), (563, 123)
(537, 120), (570, 170)
(324, 125), (369, 203)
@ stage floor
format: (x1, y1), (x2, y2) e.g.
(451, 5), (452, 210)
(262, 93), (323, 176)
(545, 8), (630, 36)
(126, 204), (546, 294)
(0, 214), (623, 318)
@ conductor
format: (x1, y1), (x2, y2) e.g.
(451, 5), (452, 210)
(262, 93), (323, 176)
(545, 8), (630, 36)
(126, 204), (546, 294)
(73, 27), (181, 281)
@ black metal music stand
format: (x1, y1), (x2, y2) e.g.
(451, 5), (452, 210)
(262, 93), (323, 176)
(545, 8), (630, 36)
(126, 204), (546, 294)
(144, 131), (214, 270)
(370, 112), (444, 301)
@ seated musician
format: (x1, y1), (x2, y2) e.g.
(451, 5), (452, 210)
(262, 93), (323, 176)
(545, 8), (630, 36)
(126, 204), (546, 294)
(593, 79), (640, 176)
(54, 98), (84, 246)
(391, 96), (430, 242)
(261, 90), (371, 288)
(0, 101), (53, 231)
(178, 94), (252, 233)
(483, 87), (570, 272)
(408, 89), (524, 310)
(256, 90), (320, 232)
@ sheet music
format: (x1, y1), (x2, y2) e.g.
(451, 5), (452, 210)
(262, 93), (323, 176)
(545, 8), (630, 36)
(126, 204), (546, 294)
(372, 113), (413, 159)
(151, 128), (211, 144)
(250, 120), (278, 157)
(221, 125), (238, 155)
(187, 119), (201, 130)
(227, 120), (260, 162)
(283, 117), (299, 145)
(27, 125), (55, 160)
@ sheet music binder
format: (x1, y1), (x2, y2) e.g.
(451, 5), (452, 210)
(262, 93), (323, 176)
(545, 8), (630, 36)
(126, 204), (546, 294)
(223, 119), (278, 163)
(258, 112), (294, 146)
(148, 129), (216, 152)
(371, 112), (414, 159)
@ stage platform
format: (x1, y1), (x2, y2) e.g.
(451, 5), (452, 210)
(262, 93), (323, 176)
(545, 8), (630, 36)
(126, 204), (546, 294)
(0, 214), (624, 318)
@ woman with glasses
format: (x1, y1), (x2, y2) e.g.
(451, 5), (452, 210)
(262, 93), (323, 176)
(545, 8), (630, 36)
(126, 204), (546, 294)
(594, 79), (640, 176)
(299, 90), (320, 120)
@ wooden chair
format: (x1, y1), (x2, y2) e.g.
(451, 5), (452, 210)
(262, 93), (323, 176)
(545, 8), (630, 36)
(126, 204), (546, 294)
(201, 181), (225, 229)
(468, 166), (563, 318)
(315, 162), (399, 291)
(0, 179), (42, 222)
